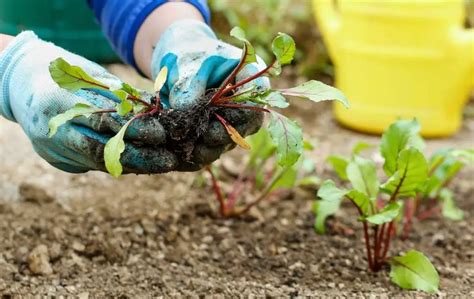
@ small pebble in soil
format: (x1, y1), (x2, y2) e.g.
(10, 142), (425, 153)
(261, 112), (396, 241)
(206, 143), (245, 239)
(27, 245), (53, 275)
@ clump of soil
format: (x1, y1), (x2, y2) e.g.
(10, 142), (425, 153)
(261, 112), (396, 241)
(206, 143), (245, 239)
(146, 89), (250, 162)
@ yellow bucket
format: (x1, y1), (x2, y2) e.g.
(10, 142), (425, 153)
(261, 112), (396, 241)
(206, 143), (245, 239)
(313, 0), (474, 137)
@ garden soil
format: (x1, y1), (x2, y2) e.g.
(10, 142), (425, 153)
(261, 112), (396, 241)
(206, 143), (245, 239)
(0, 65), (473, 297)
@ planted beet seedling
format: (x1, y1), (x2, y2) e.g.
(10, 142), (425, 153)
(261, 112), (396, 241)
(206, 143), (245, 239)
(47, 27), (347, 189)
(314, 119), (472, 292)
(205, 128), (319, 217)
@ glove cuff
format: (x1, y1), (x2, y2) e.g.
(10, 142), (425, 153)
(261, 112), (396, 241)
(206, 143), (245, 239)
(150, 19), (217, 79)
(89, 0), (211, 71)
(0, 31), (39, 122)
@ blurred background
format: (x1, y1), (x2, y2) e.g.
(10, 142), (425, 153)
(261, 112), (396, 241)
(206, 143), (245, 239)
(1, 0), (472, 79)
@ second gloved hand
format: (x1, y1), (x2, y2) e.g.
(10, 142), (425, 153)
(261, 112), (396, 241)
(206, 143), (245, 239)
(0, 32), (179, 174)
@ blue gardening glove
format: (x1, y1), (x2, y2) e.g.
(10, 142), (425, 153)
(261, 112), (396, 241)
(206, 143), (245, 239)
(151, 20), (269, 149)
(0, 32), (177, 174)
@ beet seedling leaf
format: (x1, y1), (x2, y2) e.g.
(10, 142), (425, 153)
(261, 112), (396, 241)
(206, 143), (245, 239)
(48, 103), (100, 137)
(314, 180), (347, 234)
(366, 202), (401, 225)
(121, 83), (142, 99)
(268, 111), (303, 167)
(439, 189), (464, 220)
(390, 250), (439, 293)
(451, 149), (474, 163)
(260, 91), (289, 108)
(49, 58), (109, 92)
(279, 80), (349, 108)
(104, 118), (134, 178)
(381, 119), (424, 176)
(381, 147), (428, 198)
(346, 190), (372, 215)
(346, 156), (379, 200)
(326, 155), (349, 180)
(230, 26), (257, 64)
(272, 32), (296, 65)
(353, 142), (375, 155)
(215, 113), (250, 150)
(154, 67), (168, 92)
(113, 90), (133, 116)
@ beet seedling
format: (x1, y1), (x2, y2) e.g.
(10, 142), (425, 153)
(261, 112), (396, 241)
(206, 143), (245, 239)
(47, 27), (348, 181)
(314, 119), (472, 292)
(206, 128), (319, 217)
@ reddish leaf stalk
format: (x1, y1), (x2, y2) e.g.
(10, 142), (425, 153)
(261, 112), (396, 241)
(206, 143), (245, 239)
(127, 94), (152, 108)
(206, 166), (227, 217)
(401, 199), (415, 240)
(381, 221), (395, 261)
(363, 221), (374, 271)
(215, 103), (270, 113)
(211, 45), (250, 102)
(214, 61), (276, 103)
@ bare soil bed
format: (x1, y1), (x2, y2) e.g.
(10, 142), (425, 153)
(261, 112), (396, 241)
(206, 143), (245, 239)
(0, 68), (473, 297)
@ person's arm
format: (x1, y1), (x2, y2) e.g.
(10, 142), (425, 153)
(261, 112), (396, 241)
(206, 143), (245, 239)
(88, 0), (209, 77)
(0, 34), (14, 53)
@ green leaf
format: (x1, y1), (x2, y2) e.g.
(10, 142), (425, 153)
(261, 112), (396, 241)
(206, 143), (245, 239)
(48, 103), (99, 137)
(381, 147), (428, 198)
(49, 58), (109, 92)
(271, 166), (298, 190)
(314, 180), (347, 234)
(326, 155), (349, 180)
(424, 157), (463, 197)
(229, 86), (257, 103)
(346, 189), (372, 215)
(451, 149), (474, 163)
(271, 32), (296, 65)
(390, 250), (439, 293)
(104, 119), (134, 178)
(279, 80), (349, 108)
(268, 111), (303, 167)
(439, 189), (464, 221)
(121, 83), (141, 99)
(260, 91), (289, 108)
(246, 128), (276, 167)
(366, 202), (401, 225)
(113, 90), (133, 116)
(230, 26), (257, 64)
(303, 140), (315, 151)
(381, 119), (424, 176)
(346, 156), (379, 199)
(267, 61), (282, 77)
(352, 142), (374, 155)
(133, 102), (147, 114)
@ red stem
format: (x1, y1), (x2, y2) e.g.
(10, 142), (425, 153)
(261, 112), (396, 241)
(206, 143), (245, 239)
(226, 179), (247, 211)
(211, 45), (249, 102)
(92, 109), (117, 114)
(215, 103), (270, 113)
(205, 166), (227, 217)
(373, 226), (381, 271)
(127, 94), (152, 108)
(213, 60), (276, 104)
(381, 221), (394, 261)
(401, 199), (415, 240)
(349, 199), (374, 271)
(416, 206), (441, 221)
(363, 221), (374, 271)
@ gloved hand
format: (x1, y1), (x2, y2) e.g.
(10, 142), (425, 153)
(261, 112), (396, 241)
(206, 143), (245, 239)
(151, 20), (270, 161)
(0, 32), (181, 174)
